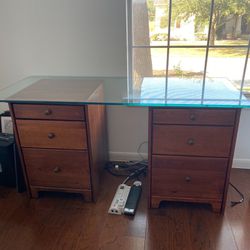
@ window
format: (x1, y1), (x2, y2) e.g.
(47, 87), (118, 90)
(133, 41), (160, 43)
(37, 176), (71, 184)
(127, 0), (250, 102)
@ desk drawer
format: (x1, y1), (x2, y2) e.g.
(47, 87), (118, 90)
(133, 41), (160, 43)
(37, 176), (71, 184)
(23, 148), (90, 189)
(151, 155), (227, 200)
(17, 120), (87, 150)
(153, 108), (236, 125)
(153, 125), (233, 157)
(13, 104), (85, 121)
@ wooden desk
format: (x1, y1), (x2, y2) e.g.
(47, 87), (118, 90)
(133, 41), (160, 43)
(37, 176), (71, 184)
(9, 103), (240, 213)
(2, 76), (246, 213)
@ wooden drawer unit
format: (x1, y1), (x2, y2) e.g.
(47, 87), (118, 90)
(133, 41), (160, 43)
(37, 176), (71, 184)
(13, 104), (85, 121)
(23, 148), (91, 189)
(151, 155), (227, 201)
(153, 125), (233, 157)
(153, 108), (236, 125)
(16, 120), (87, 150)
(149, 108), (240, 213)
(10, 103), (108, 201)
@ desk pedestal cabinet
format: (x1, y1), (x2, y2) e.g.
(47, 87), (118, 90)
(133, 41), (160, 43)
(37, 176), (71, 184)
(149, 108), (240, 213)
(9, 104), (107, 201)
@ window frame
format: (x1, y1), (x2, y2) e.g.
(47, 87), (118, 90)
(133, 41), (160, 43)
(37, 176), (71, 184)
(126, 0), (250, 103)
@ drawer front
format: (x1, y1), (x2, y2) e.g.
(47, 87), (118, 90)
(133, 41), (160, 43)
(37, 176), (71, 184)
(153, 108), (236, 125)
(23, 148), (91, 189)
(153, 125), (233, 157)
(17, 120), (87, 150)
(151, 155), (228, 200)
(13, 104), (85, 121)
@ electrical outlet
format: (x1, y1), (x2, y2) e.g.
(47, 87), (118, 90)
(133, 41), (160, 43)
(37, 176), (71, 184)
(1, 117), (13, 134)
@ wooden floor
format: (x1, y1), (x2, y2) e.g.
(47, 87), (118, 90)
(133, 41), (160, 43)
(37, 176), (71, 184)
(0, 169), (250, 250)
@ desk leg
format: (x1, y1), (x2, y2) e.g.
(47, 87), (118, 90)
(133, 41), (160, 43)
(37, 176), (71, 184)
(211, 201), (222, 213)
(30, 188), (39, 198)
(150, 197), (161, 208)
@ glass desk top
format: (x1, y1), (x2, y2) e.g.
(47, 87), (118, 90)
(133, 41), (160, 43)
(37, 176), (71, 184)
(0, 76), (250, 108)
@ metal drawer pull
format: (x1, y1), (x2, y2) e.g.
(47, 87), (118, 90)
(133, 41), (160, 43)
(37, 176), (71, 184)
(189, 114), (196, 121)
(185, 176), (191, 182)
(187, 138), (194, 145)
(48, 132), (55, 139)
(53, 167), (61, 173)
(44, 109), (52, 115)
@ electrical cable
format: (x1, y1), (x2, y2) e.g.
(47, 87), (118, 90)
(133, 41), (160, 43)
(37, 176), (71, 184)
(105, 161), (147, 177)
(137, 141), (148, 161)
(105, 141), (148, 182)
(122, 166), (147, 184)
(229, 182), (244, 207)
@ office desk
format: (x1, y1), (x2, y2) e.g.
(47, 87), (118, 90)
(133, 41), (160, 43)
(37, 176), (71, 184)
(1, 76), (249, 213)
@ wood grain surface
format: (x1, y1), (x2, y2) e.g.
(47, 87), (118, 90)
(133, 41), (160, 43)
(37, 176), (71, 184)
(16, 120), (87, 150)
(13, 104), (85, 121)
(151, 155), (227, 200)
(86, 104), (108, 201)
(153, 108), (236, 125)
(152, 125), (233, 157)
(0, 169), (249, 250)
(23, 148), (91, 189)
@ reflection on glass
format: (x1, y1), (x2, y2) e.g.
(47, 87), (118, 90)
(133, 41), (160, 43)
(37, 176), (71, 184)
(212, 0), (250, 46)
(132, 48), (167, 95)
(132, 0), (169, 46)
(167, 48), (206, 99)
(205, 48), (247, 99)
(136, 76), (246, 106)
(168, 48), (206, 78)
(170, 0), (210, 46)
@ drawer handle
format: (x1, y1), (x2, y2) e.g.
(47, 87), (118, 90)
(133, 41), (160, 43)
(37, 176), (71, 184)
(185, 176), (191, 182)
(187, 138), (195, 145)
(53, 167), (61, 173)
(48, 133), (55, 139)
(189, 114), (196, 121)
(44, 109), (52, 115)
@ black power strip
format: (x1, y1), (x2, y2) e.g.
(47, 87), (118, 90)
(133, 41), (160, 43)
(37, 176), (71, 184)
(124, 181), (142, 216)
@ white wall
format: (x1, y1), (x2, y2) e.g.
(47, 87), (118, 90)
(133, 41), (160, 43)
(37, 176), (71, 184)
(233, 109), (250, 169)
(0, 0), (249, 167)
(0, 0), (126, 81)
(0, 0), (149, 159)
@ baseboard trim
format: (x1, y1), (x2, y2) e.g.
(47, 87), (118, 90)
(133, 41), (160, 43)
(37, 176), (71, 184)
(109, 152), (250, 170)
(233, 159), (250, 169)
(109, 151), (148, 161)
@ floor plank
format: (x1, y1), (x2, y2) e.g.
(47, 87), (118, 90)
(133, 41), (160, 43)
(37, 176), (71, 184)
(0, 169), (249, 250)
(226, 169), (250, 250)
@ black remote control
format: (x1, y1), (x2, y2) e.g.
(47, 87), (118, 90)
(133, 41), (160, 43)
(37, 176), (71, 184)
(124, 181), (142, 216)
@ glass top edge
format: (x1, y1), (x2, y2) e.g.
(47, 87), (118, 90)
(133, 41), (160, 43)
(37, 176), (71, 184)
(3, 99), (249, 108)
(1, 75), (250, 108)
